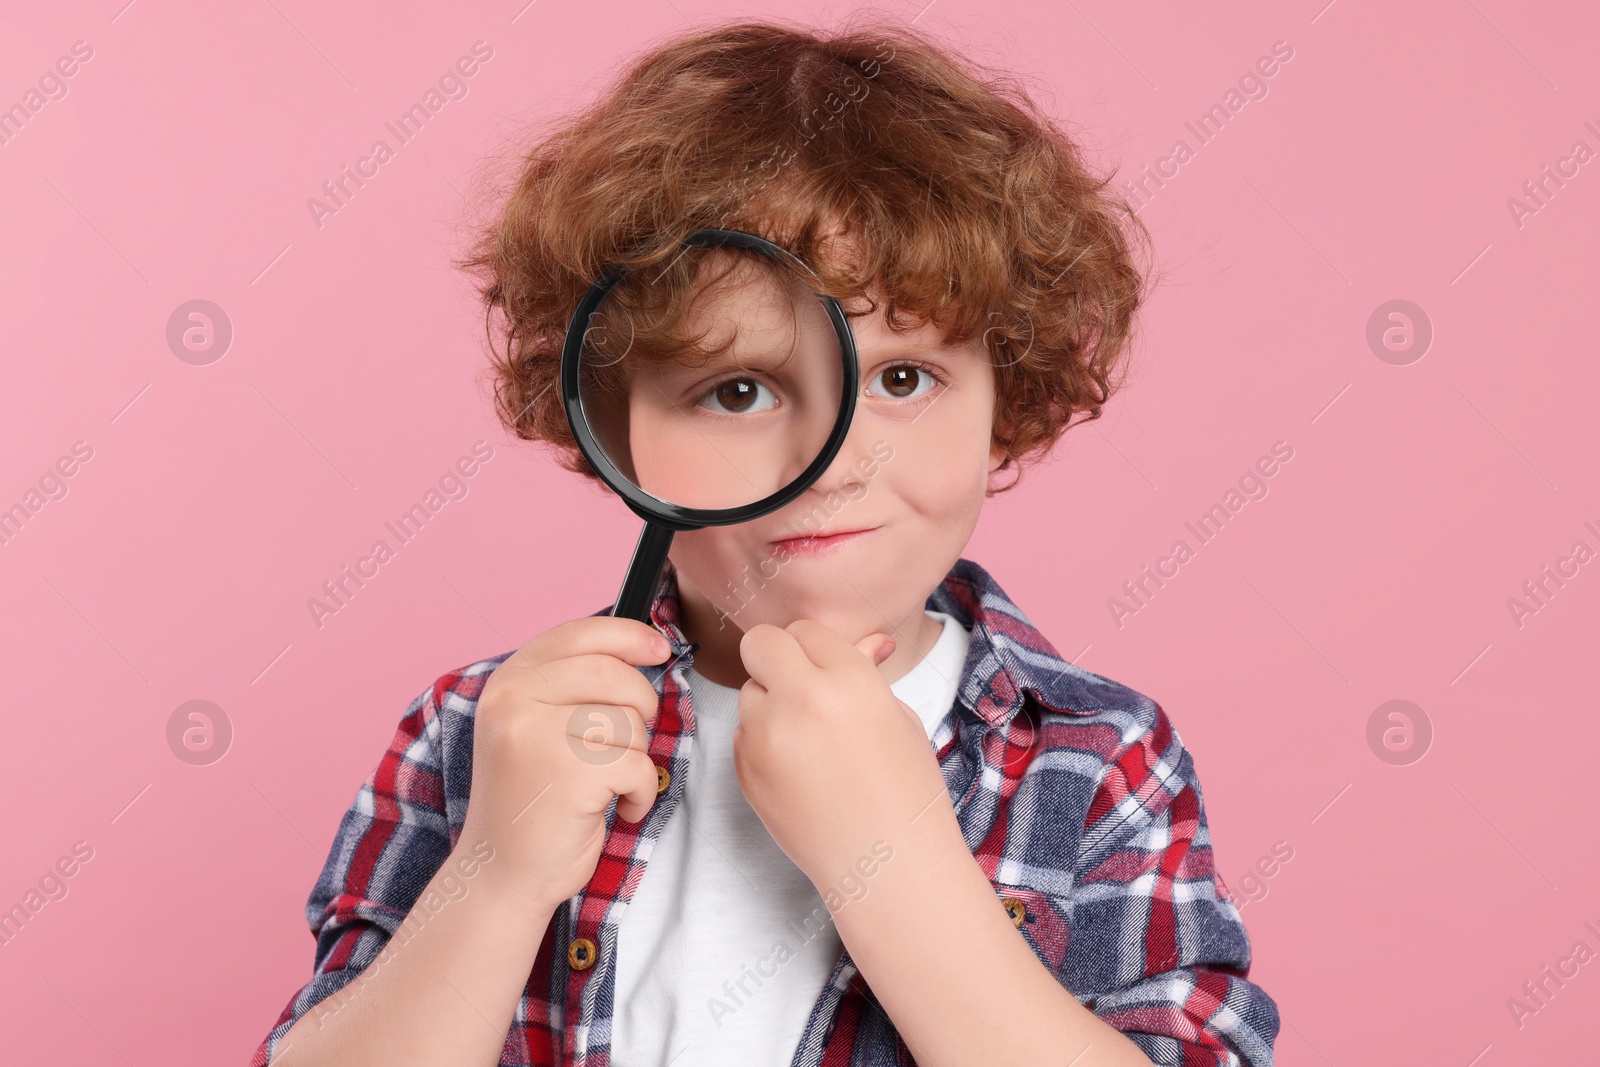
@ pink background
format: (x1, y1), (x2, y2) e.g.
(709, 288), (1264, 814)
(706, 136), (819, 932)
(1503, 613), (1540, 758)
(2, 1), (1596, 1062)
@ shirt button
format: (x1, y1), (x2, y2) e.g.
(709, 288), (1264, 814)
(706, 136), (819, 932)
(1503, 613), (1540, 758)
(656, 765), (670, 794)
(1002, 897), (1026, 928)
(568, 937), (597, 971)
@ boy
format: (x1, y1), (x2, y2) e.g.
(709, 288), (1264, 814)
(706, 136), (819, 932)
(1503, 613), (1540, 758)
(253, 18), (1279, 1067)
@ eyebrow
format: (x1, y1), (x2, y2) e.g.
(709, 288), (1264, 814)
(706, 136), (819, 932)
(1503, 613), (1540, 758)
(867, 332), (964, 358)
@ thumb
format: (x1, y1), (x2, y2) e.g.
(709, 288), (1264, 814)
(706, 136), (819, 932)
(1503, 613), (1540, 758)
(855, 632), (896, 667)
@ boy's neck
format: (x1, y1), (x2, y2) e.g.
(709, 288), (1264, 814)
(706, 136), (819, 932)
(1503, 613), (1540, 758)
(672, 574), (946, 691)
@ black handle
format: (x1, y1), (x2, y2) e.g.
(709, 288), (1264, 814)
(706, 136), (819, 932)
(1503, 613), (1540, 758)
(611, 521), (676, 623)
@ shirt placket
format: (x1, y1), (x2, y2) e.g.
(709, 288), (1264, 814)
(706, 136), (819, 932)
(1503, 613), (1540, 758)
(560, 646), (699, 1067)
(552, 615), (999, 1067)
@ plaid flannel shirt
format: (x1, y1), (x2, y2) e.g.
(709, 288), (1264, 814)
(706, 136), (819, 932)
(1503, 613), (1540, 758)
(252, 556), (1279, 1065)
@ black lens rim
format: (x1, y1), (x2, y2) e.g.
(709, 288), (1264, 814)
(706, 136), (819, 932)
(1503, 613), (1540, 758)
(560, 227), (860, 530)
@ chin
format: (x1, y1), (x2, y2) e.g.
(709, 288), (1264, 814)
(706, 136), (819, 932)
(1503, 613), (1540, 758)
(711, 581), (858, 638)
(677, 532), (916, 640)
(763, 611), (876, 645)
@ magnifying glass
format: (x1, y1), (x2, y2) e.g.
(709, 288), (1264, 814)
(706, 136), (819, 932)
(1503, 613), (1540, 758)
(560, 228), (861, 623)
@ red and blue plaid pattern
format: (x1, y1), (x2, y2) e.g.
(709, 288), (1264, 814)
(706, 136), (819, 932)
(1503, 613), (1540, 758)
(252, 556), (1279, 1065)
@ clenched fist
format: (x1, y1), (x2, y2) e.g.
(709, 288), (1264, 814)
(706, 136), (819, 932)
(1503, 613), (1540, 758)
(459, 616), (672, 912)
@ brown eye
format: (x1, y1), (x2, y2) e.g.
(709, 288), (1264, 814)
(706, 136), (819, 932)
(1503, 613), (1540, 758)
(868, 364), (939, 401)
(882, 367), (917, 397)
(697, 377), (775, 415)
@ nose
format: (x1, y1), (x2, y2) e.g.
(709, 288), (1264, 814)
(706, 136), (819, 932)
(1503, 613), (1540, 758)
(794, 398), (882, 499)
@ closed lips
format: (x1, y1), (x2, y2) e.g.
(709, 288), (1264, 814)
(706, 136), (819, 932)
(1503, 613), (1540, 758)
(768, 527), (880, 556)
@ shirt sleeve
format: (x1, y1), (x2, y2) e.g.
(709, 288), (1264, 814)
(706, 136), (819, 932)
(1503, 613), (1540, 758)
(1065, 703), (1280, 1066)
(250, 678), (454, 1066)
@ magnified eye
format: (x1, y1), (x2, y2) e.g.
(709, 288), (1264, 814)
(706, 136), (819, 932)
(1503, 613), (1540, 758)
(867, 363), (943, 401)
(696, 376), (778, 415)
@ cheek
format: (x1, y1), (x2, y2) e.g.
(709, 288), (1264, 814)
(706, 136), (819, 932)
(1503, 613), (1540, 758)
(881, 438), (989, 540)
(669, 527), (744, 576)
(912, 459), (986, 516)
(902, 399), (995, 497)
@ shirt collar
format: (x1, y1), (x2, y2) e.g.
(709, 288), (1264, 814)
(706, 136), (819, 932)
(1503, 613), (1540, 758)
(642, 555), (1101, 729)
(926, 557), (1104, 727)
(645, 557), (696, 655)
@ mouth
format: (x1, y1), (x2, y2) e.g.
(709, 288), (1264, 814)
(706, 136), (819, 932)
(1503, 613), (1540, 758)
(767, 526), (881, 559)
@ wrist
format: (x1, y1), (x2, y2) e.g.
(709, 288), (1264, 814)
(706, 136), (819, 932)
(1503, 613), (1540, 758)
(469, 868), (568, 932)
(446, 838), (559, 936)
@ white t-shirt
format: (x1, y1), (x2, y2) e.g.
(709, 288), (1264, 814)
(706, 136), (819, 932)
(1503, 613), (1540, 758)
(610, 610), (972, 1066)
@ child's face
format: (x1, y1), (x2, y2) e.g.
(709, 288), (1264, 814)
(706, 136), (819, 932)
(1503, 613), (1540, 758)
(667, 282), (1006, 650)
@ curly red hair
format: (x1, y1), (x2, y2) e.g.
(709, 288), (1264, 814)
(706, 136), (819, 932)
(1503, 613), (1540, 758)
(458, 16), (1153, 495)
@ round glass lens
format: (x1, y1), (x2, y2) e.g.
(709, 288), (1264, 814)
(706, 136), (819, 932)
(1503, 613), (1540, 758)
(574, 241), (846, 512)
